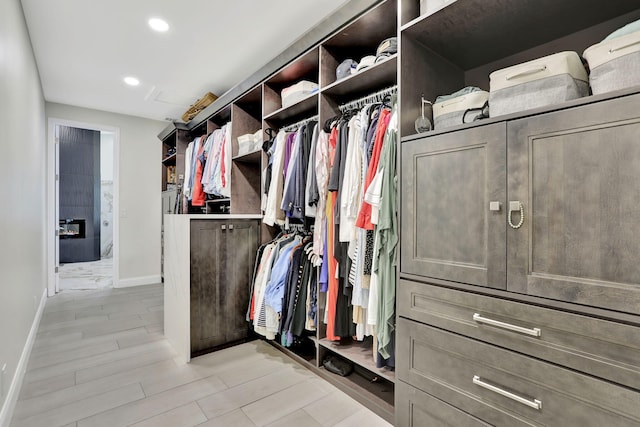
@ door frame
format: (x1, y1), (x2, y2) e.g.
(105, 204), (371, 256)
(47, 117), (121, 296)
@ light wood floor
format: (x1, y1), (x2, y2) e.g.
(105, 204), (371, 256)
(10, 284), (392, 427)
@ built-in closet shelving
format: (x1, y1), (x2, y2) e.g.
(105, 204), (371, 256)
(159, 0), (640, 424)
(398, 0), (640, 137)
(159, 0), (399, 422)
(396, 1), (640, 426)
(160, 125), (189, 192)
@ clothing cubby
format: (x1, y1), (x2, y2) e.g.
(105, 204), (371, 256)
(230, 87), (262, 215)
(160, 0), (640, 424)
(160, 125), (189, 192)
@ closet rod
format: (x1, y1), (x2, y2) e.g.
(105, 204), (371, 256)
(338, 85), (398, 112)
(282, 115), (319, 132)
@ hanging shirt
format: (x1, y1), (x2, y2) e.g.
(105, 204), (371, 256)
(263, 130), (287, 226)
(374, 102), (398, 360)
(312, 129), (330, 256)
(356, 108), (391, 230)
(339, 115), (362, 243)
(281, 130), (302, 218)
(305, 124), (319, 218)
(191, 138), (207, 207)
(183, 142), (194, 198)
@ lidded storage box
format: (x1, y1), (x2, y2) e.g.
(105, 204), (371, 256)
(489, 51), (589, 117)
(583, 23), (640, 95)
(433, 87), (489, 129)
(281, 80), (318, 108)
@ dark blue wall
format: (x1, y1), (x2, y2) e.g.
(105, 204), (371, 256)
(59, 126), (101, 263)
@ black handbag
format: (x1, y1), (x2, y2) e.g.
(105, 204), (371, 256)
(322, 355), (353, 377)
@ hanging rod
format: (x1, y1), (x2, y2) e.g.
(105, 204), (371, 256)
(282, 115), (319, 132)
(338, 85), (398, 112)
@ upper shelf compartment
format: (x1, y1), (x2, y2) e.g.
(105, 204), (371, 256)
(320, 0), (397, 90)
(401, 0), (640, 70)
(321, 54), (397, 103)
(263, 47), (320, 119)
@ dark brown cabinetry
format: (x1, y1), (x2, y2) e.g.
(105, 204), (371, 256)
(402, 93), (640, 314)
(399, 93), (640, 425)
(401, 123), (506, 289)
(397, 1), (640, 424)
(506, 93), (640, 313)
(398, 318), (640, 426)
(190, 219), (259, 355)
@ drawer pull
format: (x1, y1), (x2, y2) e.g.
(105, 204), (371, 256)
(473, 313), (541, 337)
(473, 376), (542, 410)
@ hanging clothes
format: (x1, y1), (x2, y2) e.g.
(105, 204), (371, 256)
(248, 231), (318, 345)
(247, 96), (398, 365)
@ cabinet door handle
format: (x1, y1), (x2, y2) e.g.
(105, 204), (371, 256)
(473, 313), (541, 337)
(228, 224), (234, 230)
(221, 225), (226, 230)
(508, 201), (524, 229)
(473, 376), (542, 410)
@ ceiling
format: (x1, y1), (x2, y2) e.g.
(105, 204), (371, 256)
(20, 0), (350, 123)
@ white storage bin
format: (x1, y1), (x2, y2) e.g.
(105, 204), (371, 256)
(489, 51), (589, 117)
(584, 30), (640, 95)
(237, 133), (256, 156)
(420, 0), (457, 17)
(433, 89), (489, 129)
(281, 80), (318, 108)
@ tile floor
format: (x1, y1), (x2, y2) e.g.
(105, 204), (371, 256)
(59, 258), (113, 290)
(10, 284), (393, 427)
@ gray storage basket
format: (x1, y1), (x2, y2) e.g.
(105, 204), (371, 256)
(584, 30), (640, 95)
(489, 74), (589, 117)
(434, 110), (483, 129)
(489, 51), (589, 118)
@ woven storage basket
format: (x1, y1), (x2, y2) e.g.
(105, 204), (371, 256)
(182, 92), (218, 122)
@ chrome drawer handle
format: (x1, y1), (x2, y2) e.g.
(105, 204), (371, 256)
(473, 313), (541, 337)
(473, 376), (542, 410)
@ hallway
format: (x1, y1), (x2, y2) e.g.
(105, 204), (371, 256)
(10, 285), (391, 427)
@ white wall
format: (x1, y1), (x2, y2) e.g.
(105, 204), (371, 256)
(100, 132), (114, 258)
(0, 0), (47, 422)
(100, 132), (114, 181)
(46, 103), (167, 285)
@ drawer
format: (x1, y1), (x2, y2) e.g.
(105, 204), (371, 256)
(398, 279), (640, 390)
(397, 381), (497, 427)
(398, 318), (640, 426)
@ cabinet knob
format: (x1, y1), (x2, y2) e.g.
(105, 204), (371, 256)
(228, 224), (234, 230)
(221, 225), (226, 230)
(489, 201), (501, 212)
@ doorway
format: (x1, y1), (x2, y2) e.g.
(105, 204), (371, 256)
(47, 119), (120, 295)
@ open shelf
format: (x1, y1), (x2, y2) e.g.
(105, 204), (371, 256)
(161, 153), (176, 164)
(263, 93), (318, 126)
(233, 149), (262, 164)
(268, 338), (394, 424)
(401, 0), (640, 70)
(317, 365), (394, 423)
(321, 55), (397, 102)
(401, 84), (640, 143)
(319, 338), (395, 383)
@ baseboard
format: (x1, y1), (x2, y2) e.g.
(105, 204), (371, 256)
(0, 288), (47, 427)
(115, 275), (162, 288)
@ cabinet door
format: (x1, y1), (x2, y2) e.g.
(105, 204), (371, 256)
(507, 93), (640, 314)
(222, 220), (260, 343)
(190, 220), (224, 353)
(401, 123), (507, 289)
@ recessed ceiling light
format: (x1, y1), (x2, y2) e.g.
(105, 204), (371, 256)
(148, 18), (169, 32)
(124, 76), (140, 86)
